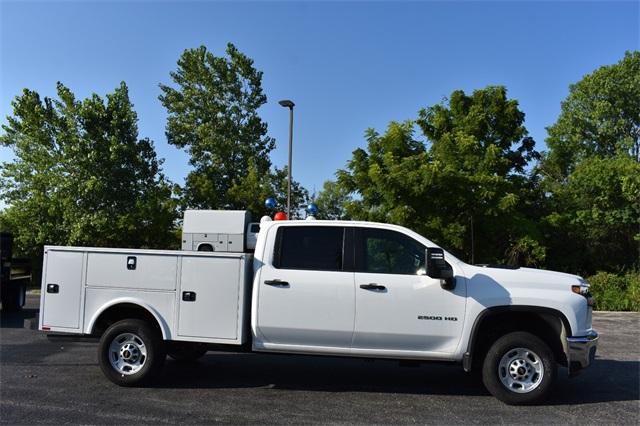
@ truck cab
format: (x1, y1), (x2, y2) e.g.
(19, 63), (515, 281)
(252, 221), (467, 357)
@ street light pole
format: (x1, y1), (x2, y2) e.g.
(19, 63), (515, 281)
(279, 99), (295, 218)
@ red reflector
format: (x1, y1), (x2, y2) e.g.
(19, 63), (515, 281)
(42, 326), (50, 330)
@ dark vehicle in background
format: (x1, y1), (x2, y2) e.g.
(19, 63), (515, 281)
(1, 232), (31, 311)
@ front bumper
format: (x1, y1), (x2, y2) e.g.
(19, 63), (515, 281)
(566, 329), (598, 377)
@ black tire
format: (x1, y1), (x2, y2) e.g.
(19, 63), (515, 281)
(167, 342), (208, 362)
(482, 331), (557, 405)
(1, 285), (25, 312)
(98, 319), (165, 386)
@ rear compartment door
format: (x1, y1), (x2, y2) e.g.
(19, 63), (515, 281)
(41, 250), (84, 330)
(177, 255), (242, 340)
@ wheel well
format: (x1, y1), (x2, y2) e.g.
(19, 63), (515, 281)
(91, 303), (163, 338)
(468, 308), (568, 370)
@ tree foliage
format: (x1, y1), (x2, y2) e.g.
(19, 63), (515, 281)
(314, 180), (351, 220)
(338, 87), (543, 265)
(543, 51), (640, 179)
(417, 86), (542, 263)
(542, 52), (640, 273)
(0, 82), (178, 256)
(159, 44), (307, 216)
(1, 45), (636, 284)
(337, 121), (428, 229)
(546, 156), (639, 272)
(227, 165), (309, 219)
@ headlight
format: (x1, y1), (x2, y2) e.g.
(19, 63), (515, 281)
(572, 279), (593, 306)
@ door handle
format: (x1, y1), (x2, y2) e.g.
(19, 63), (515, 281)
(46, 283), (59, 294)
(264, 279), (290, 287)
(182, 291), (196, 302)
(359, 283), (386, 291)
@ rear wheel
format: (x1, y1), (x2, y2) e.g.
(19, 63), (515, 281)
(98, 319), (165, 386)
(482, 331), (556, 405)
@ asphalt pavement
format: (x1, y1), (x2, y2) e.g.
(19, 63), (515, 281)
(1, 294), (638, 424)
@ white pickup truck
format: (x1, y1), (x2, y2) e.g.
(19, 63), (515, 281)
(39, 211), (598, 405)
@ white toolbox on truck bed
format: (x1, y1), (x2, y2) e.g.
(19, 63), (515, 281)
(39, 246), (252, 344)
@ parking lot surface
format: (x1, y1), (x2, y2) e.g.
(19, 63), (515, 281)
(1, 294), (639, 424)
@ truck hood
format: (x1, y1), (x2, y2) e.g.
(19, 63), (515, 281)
(463, 264), (584, 290)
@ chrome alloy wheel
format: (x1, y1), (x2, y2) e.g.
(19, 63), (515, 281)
(498, 347), (544, 393)
(108, 332), (148, 375)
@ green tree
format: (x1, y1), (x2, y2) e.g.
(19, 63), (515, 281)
(338, 87), (542, 265)
(541, 52), (640, 274)
(0, 82), (178, 257)
(417, 86), (541, 264)
(159, 43), (307, 216)
(314, 180), (351, 220)
(547, 156), (639, 272)
(543, 51), (640, 180)
(227, 165), (309, 219)
(337, 121), (428, 229)
(267, 167), (309, 219)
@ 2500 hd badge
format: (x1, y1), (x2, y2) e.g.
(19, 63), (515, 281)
(418, 315), (458, 321)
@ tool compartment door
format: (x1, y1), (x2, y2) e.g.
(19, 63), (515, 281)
(41, 250), (84, 330)
(85, 252), (176, 291)
(177, 256), (241, 340)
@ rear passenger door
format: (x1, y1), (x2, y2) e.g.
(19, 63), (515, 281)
(256, 226), (355, 349)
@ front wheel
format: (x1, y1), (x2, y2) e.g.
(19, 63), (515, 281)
(98, 319), (165, 386)
(482, 331), (557, 405)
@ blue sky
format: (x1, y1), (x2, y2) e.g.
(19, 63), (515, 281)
(1, 1), (638, 198)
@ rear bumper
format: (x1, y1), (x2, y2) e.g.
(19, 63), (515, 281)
(566, 329), (598, 377)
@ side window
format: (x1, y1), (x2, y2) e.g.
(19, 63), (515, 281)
(275, 226), (344, 272)
(359, 228), (425, 275)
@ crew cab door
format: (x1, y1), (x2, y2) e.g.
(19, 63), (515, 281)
(256, 225), (355, 349)
(352, 227), (465, 354)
